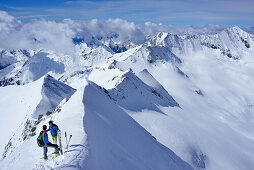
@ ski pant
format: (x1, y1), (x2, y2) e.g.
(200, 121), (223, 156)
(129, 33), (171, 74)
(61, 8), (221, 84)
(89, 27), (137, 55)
(52, 135), (57, 144)
(52, 130), (62, 154)
(52, 130), (61, 145)
(43, 143), (59, 159)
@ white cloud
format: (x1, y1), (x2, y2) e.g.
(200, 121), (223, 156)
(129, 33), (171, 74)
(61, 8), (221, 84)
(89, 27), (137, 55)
(0, 11), (227, 54)
(0, 11), (75, 54)
(63, 17), (225, 44)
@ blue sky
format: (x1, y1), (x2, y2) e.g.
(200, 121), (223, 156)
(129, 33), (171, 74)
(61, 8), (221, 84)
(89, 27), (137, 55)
(0, 0), (254, 26)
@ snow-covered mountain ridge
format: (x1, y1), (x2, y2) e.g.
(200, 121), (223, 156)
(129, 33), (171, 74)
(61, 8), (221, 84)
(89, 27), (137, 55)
(147, 26), (254, 59)
(0, 25), (254, 170)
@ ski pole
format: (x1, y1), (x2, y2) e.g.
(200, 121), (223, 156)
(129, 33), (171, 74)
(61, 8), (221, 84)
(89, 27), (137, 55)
(67, 135), (72, 150)
(65, 132), (68, 147)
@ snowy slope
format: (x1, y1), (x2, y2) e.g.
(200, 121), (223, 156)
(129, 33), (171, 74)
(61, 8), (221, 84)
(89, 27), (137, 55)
(147, 26), (254, 59)
(106, 69), (179, 112)
(0, 49), (31, 70)
(1, 25), (254, 170)
(86, 27), (254, 170)
(33, 75), (76, 118)
(0, 77), (86, 169)
(82, 81), (193, 170)
(0, 76), (43, 155)
(76, 43), (114, 66)
(0, 77), (193, 170)
(0, 51), (65, 86)
(0, 75), (77, 159)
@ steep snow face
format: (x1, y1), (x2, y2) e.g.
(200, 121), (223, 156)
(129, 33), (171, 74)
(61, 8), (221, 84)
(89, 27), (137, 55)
(123, 45), (181, 64)
(106, 69), (179, 112)
(147, 27), (254, 59)
(138, 45), (181, 64)
(200, 26), (254, 59)
(0, 49), (32, 85)
(105, 45), (183, 77)
(33, 75), (76, 118)
(82, 82), (193, 170)
(76, 43), (114, 66)
(88, 62), (179, 112)
(18, 52), (65, 84)
(0, 77), (44, 155)
(146, 32), (200, 54)
(88, 63), (126, 89)
(0, 51), (65, 86)
(0, 51), (18, 70)
(105, 40), (136, 53)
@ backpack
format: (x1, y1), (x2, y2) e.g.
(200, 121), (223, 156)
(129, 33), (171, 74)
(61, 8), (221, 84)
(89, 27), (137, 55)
(37, 131), (45, 147)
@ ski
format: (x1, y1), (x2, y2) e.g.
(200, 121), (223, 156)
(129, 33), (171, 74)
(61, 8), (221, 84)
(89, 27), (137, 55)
(58, 131), (63, 155)
(40, 152), (59, 159)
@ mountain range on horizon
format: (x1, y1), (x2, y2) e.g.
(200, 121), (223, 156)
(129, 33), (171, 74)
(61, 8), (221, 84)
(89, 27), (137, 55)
(0, 10), (254, 170)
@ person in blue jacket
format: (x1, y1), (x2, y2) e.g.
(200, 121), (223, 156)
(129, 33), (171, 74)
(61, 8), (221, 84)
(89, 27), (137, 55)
(47, 121), (63, 154)
(42, 125), (59, 160)
(47, 121), (59, 142)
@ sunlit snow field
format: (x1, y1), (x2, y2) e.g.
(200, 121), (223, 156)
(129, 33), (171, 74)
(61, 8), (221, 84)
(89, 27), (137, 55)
(0, 10), (254, 170)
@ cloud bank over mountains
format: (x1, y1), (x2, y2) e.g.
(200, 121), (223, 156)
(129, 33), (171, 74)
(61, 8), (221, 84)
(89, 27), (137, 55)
(0, 11), (75, 53)
(0, 10), (253, 54)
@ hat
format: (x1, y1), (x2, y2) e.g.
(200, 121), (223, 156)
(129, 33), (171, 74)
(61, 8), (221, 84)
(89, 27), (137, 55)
(43, 125), (47, 130)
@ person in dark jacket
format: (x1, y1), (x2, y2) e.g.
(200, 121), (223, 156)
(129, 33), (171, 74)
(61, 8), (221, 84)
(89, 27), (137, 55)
(47, 120), (63, 154)
(42, 125), (59, 160)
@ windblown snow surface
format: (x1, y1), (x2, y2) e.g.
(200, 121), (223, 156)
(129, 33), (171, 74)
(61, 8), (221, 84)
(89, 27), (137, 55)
(1, 12), (254, 170)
